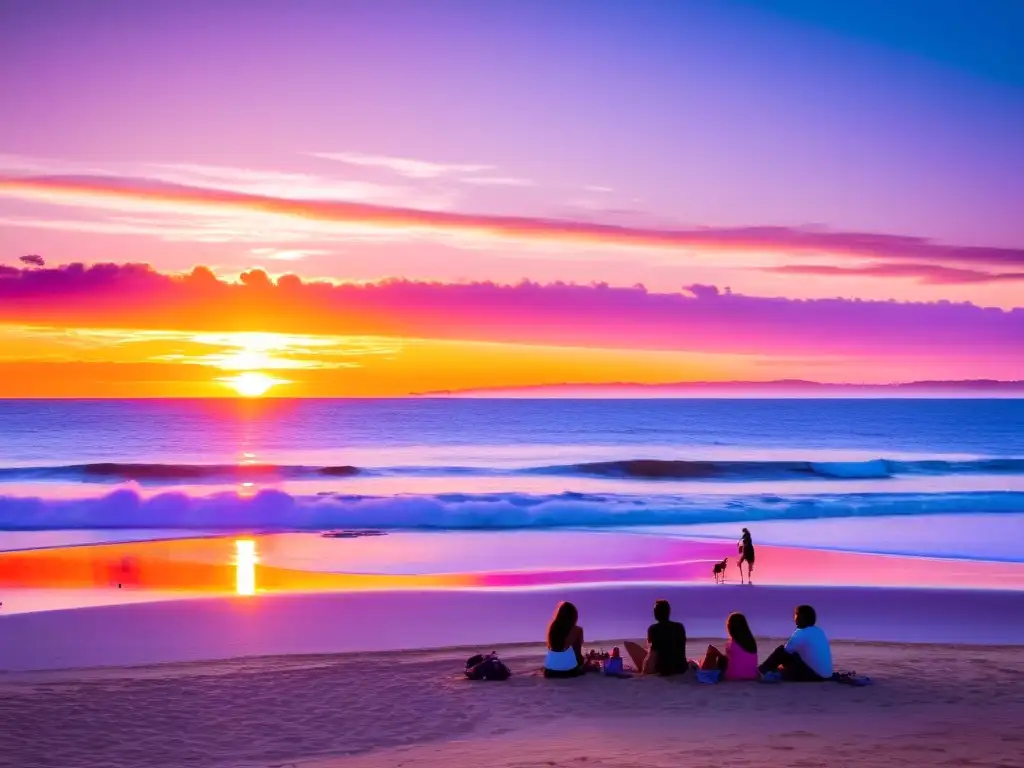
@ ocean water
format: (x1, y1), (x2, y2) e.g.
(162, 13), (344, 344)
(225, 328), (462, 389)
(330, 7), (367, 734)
(1, 399), (1023, 563)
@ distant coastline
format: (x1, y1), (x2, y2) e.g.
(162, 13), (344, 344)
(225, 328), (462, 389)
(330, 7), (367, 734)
(410, 379), (1024, 398)
(0, 380), (1022, 400)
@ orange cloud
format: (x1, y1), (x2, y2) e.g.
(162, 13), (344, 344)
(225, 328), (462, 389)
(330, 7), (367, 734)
(1, 262), (1020, 364)
(0, 331), (760, 398)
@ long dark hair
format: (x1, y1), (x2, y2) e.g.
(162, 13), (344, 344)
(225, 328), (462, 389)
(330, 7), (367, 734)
(726, 612), (757, 654)
(546, 601), (579, 650)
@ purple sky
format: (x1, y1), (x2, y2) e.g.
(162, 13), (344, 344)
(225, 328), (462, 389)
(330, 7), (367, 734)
(0, 1), (1021, 389)
(1, 1), (1020, 238)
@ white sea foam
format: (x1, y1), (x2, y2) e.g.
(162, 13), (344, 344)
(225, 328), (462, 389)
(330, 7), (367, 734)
(1, 487), (1022, 532)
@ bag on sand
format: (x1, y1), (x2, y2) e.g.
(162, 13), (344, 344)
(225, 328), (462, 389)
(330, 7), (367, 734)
(696, 669), (722, 684)
(832, 671), (872, 686)
(465, 653), (511, 681)
(601, 656), (633, 678)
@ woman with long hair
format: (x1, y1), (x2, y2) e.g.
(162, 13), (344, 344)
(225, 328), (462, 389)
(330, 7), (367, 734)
(543, 601), (586, 678)
(697, 612), (759, 680)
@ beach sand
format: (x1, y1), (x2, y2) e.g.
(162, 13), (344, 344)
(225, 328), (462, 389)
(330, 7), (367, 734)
(3, 535), (1023, 767)
(1, 640), (1022, 768)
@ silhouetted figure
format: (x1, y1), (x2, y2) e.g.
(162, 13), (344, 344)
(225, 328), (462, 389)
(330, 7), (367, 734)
(624, 599), (688, 676)
(737, 527), (755, 584)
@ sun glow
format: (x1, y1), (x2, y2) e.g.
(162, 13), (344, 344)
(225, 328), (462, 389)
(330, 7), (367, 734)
(235, 539), (258, 595)
(223, 371), (281, 397)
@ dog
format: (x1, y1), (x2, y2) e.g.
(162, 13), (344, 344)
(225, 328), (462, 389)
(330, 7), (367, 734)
(712, 557), (729, 583)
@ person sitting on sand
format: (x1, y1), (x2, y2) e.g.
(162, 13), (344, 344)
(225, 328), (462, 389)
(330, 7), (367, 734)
(696, 612), (759, 681)
(758, 604), (833, 682)
(624, 599), (688, 676)
(738, 527), (755, 584)
(602, 646), (628, 677)
(543, 601), (587, 678)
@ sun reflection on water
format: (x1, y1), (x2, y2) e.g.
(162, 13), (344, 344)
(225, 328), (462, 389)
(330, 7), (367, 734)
(235, 539), (258, 595)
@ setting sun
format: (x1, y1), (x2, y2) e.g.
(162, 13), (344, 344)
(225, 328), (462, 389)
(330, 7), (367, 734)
(223, 371), (281, 397)
(234, 539), (258, 595)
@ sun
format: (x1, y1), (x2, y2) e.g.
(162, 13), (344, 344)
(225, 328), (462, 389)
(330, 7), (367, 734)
(234, 539), (258, 595)
(223, 371), (281, 397)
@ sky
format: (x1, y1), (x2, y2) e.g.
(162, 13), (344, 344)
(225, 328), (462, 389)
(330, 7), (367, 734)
(0, 0), (1022, 396)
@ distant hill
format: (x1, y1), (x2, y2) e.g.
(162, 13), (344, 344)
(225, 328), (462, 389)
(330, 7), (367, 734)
(410, 380), (1024, 398)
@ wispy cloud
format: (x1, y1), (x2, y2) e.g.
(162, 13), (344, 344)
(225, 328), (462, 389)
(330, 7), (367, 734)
(461, 176), (535, 187)
(0, 153), (419, 205)
(2, 174), (1023, 272)
(1, 263), (1020, 365)
(766, 263), (1024, 285)
(144, 161), (412, 203)
(0, 214), (212, 239)
(250, 247), (334, 261)
(0, 323), (401, 371)
(309, 151), (493, 179)
(0, 154), (460, 246)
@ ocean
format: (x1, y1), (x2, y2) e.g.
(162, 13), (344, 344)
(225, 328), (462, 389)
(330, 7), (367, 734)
(0, 399), (1022, 564)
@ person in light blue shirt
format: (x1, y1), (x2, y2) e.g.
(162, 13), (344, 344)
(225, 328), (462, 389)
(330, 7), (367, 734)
(758, 605), (833, 681)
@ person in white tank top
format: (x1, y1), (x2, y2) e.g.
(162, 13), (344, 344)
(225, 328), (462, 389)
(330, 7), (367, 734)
(544, 601), (586, 678)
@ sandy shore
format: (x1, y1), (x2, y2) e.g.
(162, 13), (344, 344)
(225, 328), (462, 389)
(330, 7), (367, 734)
(3, 540), (1023, 767)
(4, 584), (1024, 671)
(1, 640), (1022, 768)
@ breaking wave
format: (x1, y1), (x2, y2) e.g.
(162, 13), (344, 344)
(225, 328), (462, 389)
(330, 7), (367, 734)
(2, 457), (1023, 484)
(0, 488), (1022, 531)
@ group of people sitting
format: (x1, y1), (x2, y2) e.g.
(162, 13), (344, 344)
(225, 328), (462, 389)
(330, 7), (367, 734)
(543, 599), (832, 682)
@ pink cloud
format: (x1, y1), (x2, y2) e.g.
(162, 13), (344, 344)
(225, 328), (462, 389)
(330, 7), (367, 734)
(1, 175), (1023, 271)
(767, 263), (1024, 285)
(308, 152), (493, 179)
(0, 263), (1021, 366)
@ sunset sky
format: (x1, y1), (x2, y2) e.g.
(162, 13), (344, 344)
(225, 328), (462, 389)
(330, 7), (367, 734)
(1, 0), (1022, 396)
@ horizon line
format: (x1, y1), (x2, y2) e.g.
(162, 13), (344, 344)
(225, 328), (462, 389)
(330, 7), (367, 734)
(1, 379), (1022, 402)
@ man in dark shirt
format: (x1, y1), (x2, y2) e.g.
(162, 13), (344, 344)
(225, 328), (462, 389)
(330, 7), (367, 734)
(624, 599), (688, 675)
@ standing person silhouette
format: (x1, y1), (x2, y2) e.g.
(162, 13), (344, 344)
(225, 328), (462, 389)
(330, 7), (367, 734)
(737, 527), (755, 584)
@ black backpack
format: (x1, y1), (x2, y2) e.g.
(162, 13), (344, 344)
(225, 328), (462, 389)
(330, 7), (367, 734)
(465, 653), (511, 681)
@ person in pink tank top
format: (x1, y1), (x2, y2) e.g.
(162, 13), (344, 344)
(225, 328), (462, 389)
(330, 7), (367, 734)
(722, 612), (759, 680)
(696, 612), (759, 681)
